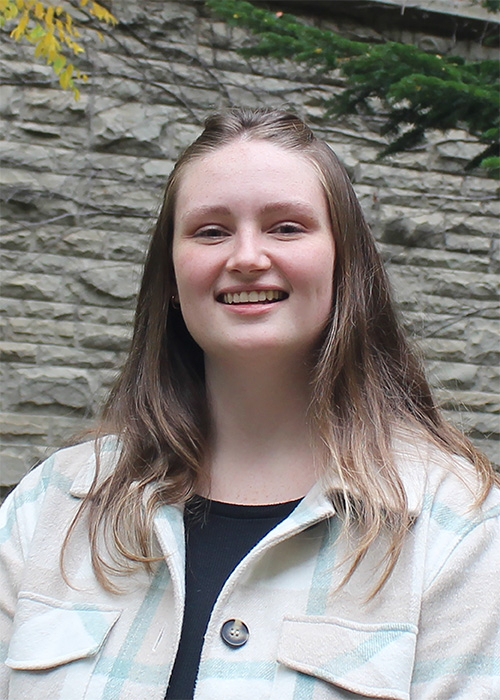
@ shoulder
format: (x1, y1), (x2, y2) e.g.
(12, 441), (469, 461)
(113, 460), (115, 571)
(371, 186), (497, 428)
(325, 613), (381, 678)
(0, 437), (120, 534)
(392, 428), (499, 518)
(392, 433), (500, 591)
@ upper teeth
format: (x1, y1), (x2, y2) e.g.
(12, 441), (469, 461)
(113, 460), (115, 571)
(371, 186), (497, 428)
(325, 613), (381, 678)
(222, 290), (286, 304)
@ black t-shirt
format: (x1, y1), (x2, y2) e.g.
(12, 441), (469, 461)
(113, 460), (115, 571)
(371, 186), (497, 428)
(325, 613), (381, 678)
(165, 496), (301, 700)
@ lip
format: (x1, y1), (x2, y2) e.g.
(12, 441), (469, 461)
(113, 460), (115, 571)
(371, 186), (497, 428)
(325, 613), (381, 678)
(215, 285), (289, 315)
(216, 287), (289, 309)
(216, 285), (288, 298)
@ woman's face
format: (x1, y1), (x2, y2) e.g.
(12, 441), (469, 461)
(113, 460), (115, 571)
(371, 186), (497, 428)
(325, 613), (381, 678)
(172, 139), (336, 363)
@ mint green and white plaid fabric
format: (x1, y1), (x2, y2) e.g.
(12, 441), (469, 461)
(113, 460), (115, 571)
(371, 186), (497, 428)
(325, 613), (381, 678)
(1, 439), (499, 699)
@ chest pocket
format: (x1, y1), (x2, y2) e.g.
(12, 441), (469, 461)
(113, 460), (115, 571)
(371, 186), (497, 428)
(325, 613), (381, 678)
(277, 615), (417, 700)
(6, 592), (121, 671)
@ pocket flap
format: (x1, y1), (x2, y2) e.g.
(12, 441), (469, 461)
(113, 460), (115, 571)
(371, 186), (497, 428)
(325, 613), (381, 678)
(6, 593), (121, 670)
(277, 616), (417, 700)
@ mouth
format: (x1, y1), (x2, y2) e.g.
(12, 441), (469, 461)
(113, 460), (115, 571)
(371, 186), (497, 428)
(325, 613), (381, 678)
(218, 290), (288, 305)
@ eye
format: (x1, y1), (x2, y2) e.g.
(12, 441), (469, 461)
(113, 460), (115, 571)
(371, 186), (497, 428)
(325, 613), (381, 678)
(270, 223), (305, 237)
(193, 226), (230, 241)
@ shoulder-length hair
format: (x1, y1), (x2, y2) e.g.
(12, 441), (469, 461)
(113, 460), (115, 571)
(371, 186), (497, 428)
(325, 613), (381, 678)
(65, 108), (495, 594)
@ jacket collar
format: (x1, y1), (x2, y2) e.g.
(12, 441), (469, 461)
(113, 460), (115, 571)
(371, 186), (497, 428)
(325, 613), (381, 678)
(69, 435), (427, 517)
(69, 437), (121, 498)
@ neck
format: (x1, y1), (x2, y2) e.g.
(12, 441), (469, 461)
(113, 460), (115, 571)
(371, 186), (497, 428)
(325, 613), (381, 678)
(200, 353), (320, 504)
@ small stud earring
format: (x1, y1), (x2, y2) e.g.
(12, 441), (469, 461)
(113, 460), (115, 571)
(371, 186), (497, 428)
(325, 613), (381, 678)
(171, 294), (180, 309)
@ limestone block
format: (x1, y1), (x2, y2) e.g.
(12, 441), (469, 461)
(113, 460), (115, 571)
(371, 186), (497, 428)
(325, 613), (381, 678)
(77, 306), (134, 327)
(356, 164), (463, 195)
(85, 180), (160, 216)
(0, 412), (91, 447)
(0, 298), (76, 322)
(77, 323), (132, 352)
(444, 233), (492, 255)
(1, 250), (88, 277)
(79, 264), (140, 301)
(38, 344), (122, 370)
(22, 88), (87, 125)
(0, 86), (22, 117)
(0, 443), (64, 485)
(382, 213), (445, 248)
(88, 152), (145, 180)
(442, 410), (500, 438)
(1, 166), (67, 191)
(1, 226), (32, 252)
(1, 449), (34, 485)
(158, 121), (203, 159)
(418, 338), (467, 363)
(34, 227), (107, 258)
(491, 236), (500, 274)
(92, 103), (176, 154)
(436, 139), (484, 164)
(427, 361), (499, 393)
(466, 326), (500, 365)
(0, 412), (48, 438)
(5, 317), (76, 346)
(390, 266), (498, 302)
(381, 243), (489, 273)
(4, 59), (52, 82)
(435, 390), (500, 414)
(140, 158), (174, 180)
(0, 342), (37, 364)
(1, 272), (61, 302)
(8, 367), (95, 411)
(85, 213), (156, 236)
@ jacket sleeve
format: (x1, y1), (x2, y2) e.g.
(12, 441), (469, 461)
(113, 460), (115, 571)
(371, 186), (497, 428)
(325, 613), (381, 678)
(0, 465), (47, 694)
(411, 504), (500, 699)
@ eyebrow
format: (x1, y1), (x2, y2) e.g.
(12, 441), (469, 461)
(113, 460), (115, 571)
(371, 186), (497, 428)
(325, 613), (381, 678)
(179, 201), (319, 223)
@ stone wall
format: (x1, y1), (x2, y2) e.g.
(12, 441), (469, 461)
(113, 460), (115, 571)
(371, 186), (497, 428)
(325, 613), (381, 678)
(1, 0), (499, 491)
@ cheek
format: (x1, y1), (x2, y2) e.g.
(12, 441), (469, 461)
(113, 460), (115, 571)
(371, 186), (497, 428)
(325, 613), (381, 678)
(296, 242), (335, 302)
(172, 250), (210, 299)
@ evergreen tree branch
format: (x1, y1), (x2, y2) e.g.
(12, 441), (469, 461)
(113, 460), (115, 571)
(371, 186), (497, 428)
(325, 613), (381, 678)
(206, 0), (499, 178)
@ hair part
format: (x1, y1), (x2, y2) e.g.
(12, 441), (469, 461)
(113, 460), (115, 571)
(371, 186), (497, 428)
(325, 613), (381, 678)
(63, 108), (497, 596)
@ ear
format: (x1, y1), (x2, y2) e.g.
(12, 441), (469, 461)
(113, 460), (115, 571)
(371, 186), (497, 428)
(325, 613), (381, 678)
(170, 287), (180, 309)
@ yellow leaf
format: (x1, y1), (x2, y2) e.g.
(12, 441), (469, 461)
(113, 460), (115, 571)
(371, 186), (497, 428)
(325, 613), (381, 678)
(45, 4), (53, 25)
(34, 1), (43, 19)
(10, 9), (29, 40)
(60, 63), (73, 89)
(97, 29), (103, 41)
(65, 11), (72, 35)
(55, 17), (64, 39)
(34, 36), (45, 57)
(55, 5), (62, 15)
(80, 0), (88, 6)
(73, 88), (80, 101)
(91, 1), (117, 25)
(6, 3), (19, 19)
(15, 0), (24, 9)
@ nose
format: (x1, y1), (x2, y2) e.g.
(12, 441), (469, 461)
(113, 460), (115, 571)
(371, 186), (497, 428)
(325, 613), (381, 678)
(225, 230), (271, 274)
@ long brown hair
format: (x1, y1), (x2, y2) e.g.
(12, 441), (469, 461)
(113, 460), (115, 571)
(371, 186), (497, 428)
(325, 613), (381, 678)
(65, 108), (496, 593)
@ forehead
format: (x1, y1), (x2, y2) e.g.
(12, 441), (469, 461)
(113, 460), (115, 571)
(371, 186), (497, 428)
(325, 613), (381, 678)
(174, 139), (325, 213)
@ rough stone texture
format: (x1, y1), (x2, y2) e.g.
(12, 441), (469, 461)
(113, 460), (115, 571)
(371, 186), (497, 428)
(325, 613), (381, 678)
(1, 0), (499, 487)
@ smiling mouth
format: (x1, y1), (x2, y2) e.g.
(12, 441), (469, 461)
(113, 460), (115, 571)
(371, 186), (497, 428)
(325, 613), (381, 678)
(219, 290), (288, 305)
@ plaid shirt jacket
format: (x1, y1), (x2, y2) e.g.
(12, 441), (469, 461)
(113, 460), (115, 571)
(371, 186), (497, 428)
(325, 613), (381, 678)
(1, 439), (499, 700)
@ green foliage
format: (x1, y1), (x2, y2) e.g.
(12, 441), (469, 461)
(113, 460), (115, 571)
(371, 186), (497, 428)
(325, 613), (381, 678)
(206, 0), (500, 177)
(482, 0), (500, 12)
(0, 0), (117, 99)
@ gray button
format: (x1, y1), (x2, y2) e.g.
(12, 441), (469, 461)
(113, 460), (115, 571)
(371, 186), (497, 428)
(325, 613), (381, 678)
(220, 619), (249, 648)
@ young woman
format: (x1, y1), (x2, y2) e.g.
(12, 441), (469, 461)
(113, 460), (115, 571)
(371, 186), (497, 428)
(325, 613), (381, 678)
(1, 109), (499, 700)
